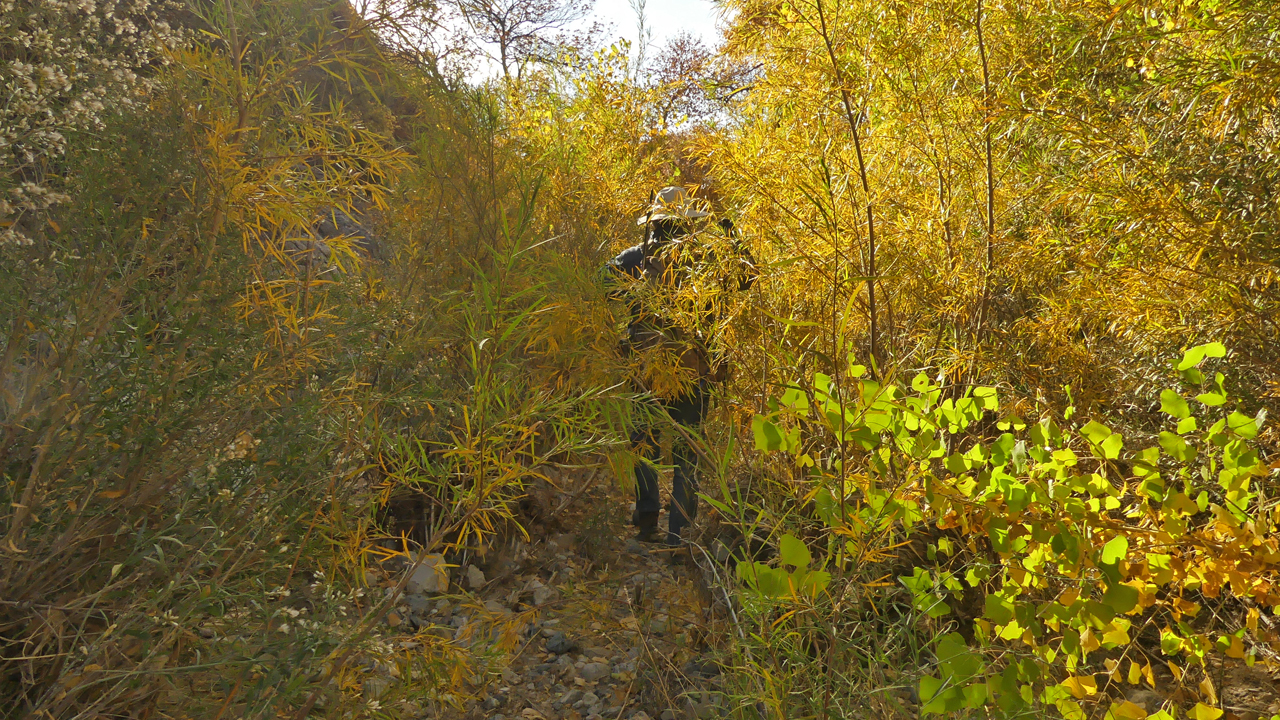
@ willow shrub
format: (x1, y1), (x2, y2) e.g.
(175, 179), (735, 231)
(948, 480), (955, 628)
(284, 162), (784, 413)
(720, 343), (1271, 718)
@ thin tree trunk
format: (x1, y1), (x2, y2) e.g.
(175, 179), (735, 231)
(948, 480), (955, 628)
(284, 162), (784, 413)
(814, 0), (879, 373)
(976, 0), (996, 338)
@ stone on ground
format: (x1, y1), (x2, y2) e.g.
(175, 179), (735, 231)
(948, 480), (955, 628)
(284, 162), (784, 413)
(404, 554), (448, 594)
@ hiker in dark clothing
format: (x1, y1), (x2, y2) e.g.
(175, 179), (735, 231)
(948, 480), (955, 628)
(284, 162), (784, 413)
(603, 186), (756, 546)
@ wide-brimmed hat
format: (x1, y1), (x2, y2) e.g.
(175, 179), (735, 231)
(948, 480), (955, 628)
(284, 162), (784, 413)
(636, 186), (710, 225)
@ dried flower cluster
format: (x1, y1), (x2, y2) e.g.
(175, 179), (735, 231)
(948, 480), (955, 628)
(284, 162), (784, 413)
(1, 0), (180, 245)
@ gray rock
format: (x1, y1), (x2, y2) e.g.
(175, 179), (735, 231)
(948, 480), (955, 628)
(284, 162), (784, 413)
(546, 631), (577, 655)
(283, 239), (331, 270)
(581, 691), (600, 706)
(581, 662), (610, 682)
(405, 554), (448, 594)
(549, 533), (577, 550)
(466, 564), (487, 589)
(660, 710), (677, 720)
(682, 658), (721, 677)
(484, 599), (509, 614)
(533, 585), (558, 606)
(630, 713), (652, 720)
(648, 614), (668, 634)
(559, 688), (583, 706)
(403, 593), (431, 613)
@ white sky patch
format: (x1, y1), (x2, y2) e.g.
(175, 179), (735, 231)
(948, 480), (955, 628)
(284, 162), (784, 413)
(591, 0), (723, 52)
(450, 0), (726, 82)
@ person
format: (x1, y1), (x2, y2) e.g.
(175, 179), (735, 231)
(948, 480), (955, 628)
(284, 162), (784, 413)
(603, 186), (756, 546)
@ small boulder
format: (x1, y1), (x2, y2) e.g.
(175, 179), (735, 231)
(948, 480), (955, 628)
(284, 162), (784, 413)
(647, 614), (668, 634)
(580, 662), (610, 682)
(403, 594), (431, 614)
(467, 565), (487, 589)
(533, 585), (558, 606)
(405, 554), (448, 594)
(546, 631), (578, 655)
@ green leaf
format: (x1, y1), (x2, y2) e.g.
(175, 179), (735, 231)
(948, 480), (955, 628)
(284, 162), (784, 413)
(985, 594), (1015, 624)
(797, 569), (831, 597)
(1159, 389), (1190, 419)
(1102, 583), (1139, 614)
(700, 494), (733, 516)
(1080, 420), (1112, 445)
(1195, 391), (1226, 407)
(779, 386), (809, 416)
(963, 683), (989, 708)
(778, 533), (811, 569)
(751, 415), (798, 453)
(1176, 342), (1225, 371)
(1177, 416), (1198, 434)
(1227, 411), (1258, 439)
(973, 386), (999, 411)
(1158, 431), (1197, 463)
(1101, 433), (1124, 460)
(919, 675), (944, 702)
(737, 563), (789, 597)
(1101, 536), (1129, 565)
(752, 415), (784, 451)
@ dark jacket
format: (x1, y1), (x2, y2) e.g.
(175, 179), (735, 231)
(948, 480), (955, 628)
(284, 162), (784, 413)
(603, 228), (756, 389)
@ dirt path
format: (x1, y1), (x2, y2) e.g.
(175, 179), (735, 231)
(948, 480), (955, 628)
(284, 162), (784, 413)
(365, 472), (737, 720)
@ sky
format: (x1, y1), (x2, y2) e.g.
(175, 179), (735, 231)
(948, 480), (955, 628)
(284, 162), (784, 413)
(590, 0), (723, 53)
(445, 0), (726, 82)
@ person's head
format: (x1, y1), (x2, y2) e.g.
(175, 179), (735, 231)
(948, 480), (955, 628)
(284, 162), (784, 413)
(650, 217), (691, 244)
(638, 186), (708, 247)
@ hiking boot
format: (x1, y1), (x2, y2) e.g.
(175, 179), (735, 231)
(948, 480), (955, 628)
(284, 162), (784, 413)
(634, 511), (662, 543)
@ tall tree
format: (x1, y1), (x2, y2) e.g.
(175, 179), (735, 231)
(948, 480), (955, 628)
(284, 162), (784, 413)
(451, 0), (595, 79)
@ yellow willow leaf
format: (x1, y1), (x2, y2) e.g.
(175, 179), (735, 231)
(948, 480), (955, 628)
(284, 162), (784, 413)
(1081, 628), (1102, 653)
(1225, 634), (1246, 659)
(1127, 660), (1143, 685)
(1188, 703), (1222, 720)
(1061, 675), (1098, 699)
(1112, 700), (1149, 720)
(1103, 622), (1131, 646)
(1199, 676), (1217, 705)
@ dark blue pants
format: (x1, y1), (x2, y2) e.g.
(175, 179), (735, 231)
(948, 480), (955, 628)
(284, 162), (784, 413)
(633, 383), (708, 544)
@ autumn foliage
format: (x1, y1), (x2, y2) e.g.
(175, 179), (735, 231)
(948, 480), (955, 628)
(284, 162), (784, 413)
(1, 0), (1277, 718)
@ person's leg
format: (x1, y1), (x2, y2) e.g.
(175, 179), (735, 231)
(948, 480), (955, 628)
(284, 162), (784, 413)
(631, 424), (662, 541)
(665, 381), (709, 545)
(668, 437), (698, 544)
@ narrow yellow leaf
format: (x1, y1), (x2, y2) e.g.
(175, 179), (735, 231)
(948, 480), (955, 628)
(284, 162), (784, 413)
(1062, 675), (1098, 699)
(1188, 703), (1222, 720)
(1112, 700), (1148, 720)
(1127, 660), (1142, 685)
(1198, 676), (1217, 705)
